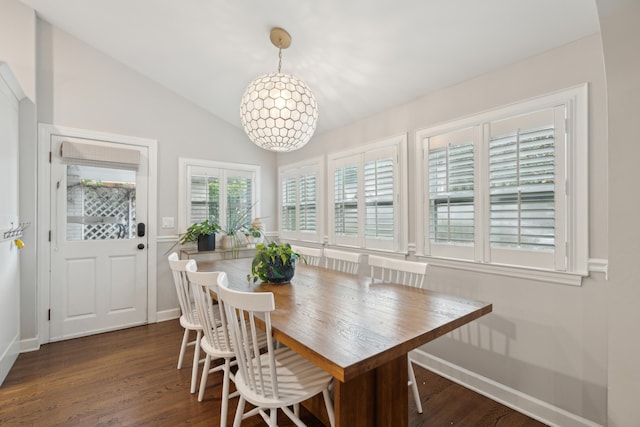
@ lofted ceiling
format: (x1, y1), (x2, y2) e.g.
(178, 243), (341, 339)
(20, 0), (599, 135)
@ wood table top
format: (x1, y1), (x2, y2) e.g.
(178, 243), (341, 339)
(200, 257), (492, 383)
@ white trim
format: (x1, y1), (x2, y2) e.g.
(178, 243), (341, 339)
(178, 157), (261, 232)
(328, 133), (408, 252)
(156, 308), (181, 322)
(278, 155), (325, 243)
(19, 336), (40, 353)
(0, 332), (20, 385)
(410, 350), (603, 427)
(157, 235), (178, 244)
(418, 255), (584, 286)
(37, 124), (158, 344)
(0, 62), (26, 101)
(588, 258), (608, 280)
(415, 84), (589, 276)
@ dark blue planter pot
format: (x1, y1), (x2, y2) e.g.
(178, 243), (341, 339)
(197, 234), (216, 252)
(265, 259), (295, 284)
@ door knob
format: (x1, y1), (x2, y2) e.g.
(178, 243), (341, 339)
(137, 243), (145, 250)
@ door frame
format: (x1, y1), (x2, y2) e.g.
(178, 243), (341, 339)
(37, 123), (158, 345)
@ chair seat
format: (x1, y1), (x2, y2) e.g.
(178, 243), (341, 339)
(235, 347), (333, 407)
(179, 310), (201, 331)
(200, 326), (235, 357)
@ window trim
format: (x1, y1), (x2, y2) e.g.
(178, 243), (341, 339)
(178, 157), (261, 232)
(415, 84), (589, 279)
(277, 156), (324, 243)
(328, 134), (408, 252)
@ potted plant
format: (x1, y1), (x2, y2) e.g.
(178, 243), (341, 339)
(248, 242), (304, 284)
(220, 205), (258, 256)
(179, 219), (220, 252)
(243, 221), (263, 248)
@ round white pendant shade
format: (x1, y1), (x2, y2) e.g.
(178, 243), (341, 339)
(240, 72), (318, 152)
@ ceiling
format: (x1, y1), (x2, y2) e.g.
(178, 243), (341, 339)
(20, 0), (599, 135)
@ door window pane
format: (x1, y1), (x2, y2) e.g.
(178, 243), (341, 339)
(66, 164), (136, 240)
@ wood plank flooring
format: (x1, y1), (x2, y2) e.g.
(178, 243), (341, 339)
(0, 320), (547, 426)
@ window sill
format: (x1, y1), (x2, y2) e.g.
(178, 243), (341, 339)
(414, 255), (601, 286)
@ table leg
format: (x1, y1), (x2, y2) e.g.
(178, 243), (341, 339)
(306, 354), (409, 427)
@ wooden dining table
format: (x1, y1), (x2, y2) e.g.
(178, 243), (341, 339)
(200, 257), (492, 427)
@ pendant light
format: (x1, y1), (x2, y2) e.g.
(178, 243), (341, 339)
(240, 27), (318, 152)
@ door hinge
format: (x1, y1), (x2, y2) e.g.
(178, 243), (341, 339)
(48, 309), (51, 321)
(49, 151), (52, 163)
(48, 230), (51, 242)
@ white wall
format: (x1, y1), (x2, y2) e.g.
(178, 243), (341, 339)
(596, 1), (640, 426)
(281, 34), (608, 426)
(0, 64), (25, 384)
(34, 20), (278, 318)
(10, 1), (640, 424)
(0, 0), (35, 101)
(0, 0), (36, 377)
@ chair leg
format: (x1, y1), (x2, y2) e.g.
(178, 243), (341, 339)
(408, 360), (423, 414)
(178, 328), (189, 369)
(219, 359), (231, 427)
(190, 330), (202, 394)
(198, 354), (211, 402)
(233, 396), (246, 427)
(323, 387), (336, 427)
(269, 408), (278, 427)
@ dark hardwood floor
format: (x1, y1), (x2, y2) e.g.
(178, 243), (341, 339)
(0, 320), (547, 426)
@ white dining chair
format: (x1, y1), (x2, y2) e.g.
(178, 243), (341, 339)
(186, 269), (239, 426)
(291, 244), (323, 267)
(368, 254), (429, 414)
(217, 278), (336, 427)
(167, 252), (203, 394)
(323, 248), (362, 275)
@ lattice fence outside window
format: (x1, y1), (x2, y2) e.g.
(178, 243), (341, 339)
(67, 182), (136, 240)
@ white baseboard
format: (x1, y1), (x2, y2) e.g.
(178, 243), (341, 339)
(20, 336), (40, 353)
(410, 349), (603, 427)
(156, 308), (180, 322)
(0, 332), (20, 386)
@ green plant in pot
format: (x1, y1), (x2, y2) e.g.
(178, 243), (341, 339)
(248, 242), (304, 284)
(179, 219), (221, 251)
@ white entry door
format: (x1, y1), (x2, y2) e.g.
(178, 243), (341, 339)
(49, 135), (149, 340)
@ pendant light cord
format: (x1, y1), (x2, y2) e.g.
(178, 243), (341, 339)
(278, 47), (283, 73)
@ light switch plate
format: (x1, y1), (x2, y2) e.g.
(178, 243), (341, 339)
(161, 217), (175, 229)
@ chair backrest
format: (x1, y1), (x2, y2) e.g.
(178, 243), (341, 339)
(187, 270), (234, 353)
(217, 279), (280, 399)
(168, 252), (199, 323)
(368, 255), (428, 288)
(323, 248), (362, 275)
(291, 245), (323, 267)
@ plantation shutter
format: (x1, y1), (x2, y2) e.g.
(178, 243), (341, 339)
(299, 173), (317, 232)
(364, 147), (396, 248)
(189, 167), (220, 225)
(226, 171), (254, 230)
(333, 156), (359, 240)
(488, 108), (557, 252)
(281, 175), (297, 232)
(427, 128), (475, 246)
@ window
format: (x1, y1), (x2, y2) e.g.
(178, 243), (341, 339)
(278, 157), (323, 242)
(428, 127), (476, 258)
(333, 157), (359, 239)
(329, 135), (407, 252)
(416, 85), (588, 278)
(179, 158), (260, 232)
